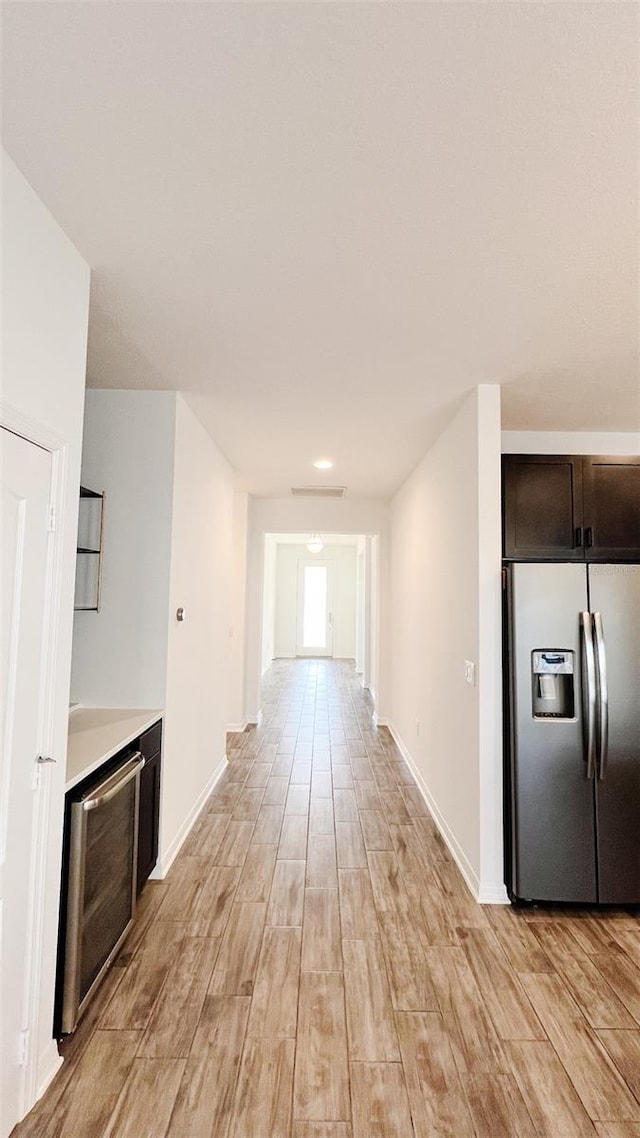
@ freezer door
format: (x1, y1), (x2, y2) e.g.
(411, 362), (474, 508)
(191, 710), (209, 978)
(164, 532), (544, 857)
(508, 563), (597, 902)
(589, 565), (640, 903)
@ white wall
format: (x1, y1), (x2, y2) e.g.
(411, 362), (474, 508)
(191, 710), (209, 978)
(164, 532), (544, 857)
(478, 391), (504, 901)
(71, 390), (176, 707)
(389, 385), (505, 902)
(1, 153), (90, 1107)
(261, 535), (278, 677)
(355, 537), (366, 675)
(228, 491), (249, 729)
(161, 394), (235, 866)
(244, 496), (390, 723)
(273, 543), (357, 659)
(369, 534), (380, 703)
(502, 430), (640, 455)
(70, 390), (235, 872)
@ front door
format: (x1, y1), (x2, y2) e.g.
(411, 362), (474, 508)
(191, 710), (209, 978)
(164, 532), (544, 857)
(296, 560), (333, 657)
(1, 428), (52, 1137)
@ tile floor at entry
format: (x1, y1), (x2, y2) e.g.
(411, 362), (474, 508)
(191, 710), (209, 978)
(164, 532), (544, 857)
(14, 658), (640, 1138)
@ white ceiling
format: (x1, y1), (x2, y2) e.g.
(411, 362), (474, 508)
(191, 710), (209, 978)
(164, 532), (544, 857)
(3, 2), (638, 498)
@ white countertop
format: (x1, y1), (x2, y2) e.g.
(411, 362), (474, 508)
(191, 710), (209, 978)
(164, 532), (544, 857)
(66, 707), (163, 791)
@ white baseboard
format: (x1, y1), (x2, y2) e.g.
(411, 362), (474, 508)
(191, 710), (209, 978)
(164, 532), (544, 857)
(34, 1041), (63, 1107)
(227, 722), (249, 733)
(234, 710), (262, 730)
(387, 721), (479, 898)
(17, 1034), (63, 1125)
(373, 712), (389, 728)
(150, 755), (228, 879)
(477, 881), (510, 904)
(386, 721), (507, 906)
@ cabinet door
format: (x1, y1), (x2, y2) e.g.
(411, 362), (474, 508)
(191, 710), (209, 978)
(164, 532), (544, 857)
(502, 455), (584, 560)
(139, 720), (162, 764)
(582, 456), (640, 561)
(137, 750), (160, 894)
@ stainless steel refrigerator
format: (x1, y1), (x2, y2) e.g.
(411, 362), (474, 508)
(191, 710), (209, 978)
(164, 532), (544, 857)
(505, 562), (640, 904)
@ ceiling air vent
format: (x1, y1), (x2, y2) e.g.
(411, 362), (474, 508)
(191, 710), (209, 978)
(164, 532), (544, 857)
(290, 486), (347, 498)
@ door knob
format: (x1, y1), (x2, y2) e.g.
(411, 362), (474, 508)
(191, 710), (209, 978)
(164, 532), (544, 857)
(36, 755), (56, 764)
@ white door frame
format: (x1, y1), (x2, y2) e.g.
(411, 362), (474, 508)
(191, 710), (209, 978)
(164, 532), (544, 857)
(1, 401), (70, 1120)
(296, 558), (334, 657)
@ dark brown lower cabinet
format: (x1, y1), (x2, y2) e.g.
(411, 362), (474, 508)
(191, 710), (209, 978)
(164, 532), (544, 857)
(137, 721), (162, 894)
(55, 718), (162, 1034)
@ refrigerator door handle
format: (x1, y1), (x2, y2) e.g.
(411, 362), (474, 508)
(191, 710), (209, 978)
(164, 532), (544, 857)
(592, 611), (609, 780)
(580, 611), (597, 780)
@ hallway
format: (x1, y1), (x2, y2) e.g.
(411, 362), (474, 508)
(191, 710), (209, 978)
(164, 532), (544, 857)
(15, 659), (640, 1138)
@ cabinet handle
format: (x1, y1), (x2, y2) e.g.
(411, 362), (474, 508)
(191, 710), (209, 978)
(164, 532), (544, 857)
(575, 527), (583, 548)
(585, 527), (594, 548)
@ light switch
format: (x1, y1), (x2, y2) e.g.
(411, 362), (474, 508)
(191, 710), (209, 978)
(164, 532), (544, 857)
(464, 660), (476, 686)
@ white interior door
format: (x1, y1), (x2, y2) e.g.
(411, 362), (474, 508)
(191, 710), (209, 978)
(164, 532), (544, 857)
(1, 428), (52, 1138)
(296, 559), (333, 657)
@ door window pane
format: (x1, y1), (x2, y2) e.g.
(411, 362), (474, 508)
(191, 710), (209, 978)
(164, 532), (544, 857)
(303, 566), (327, 648)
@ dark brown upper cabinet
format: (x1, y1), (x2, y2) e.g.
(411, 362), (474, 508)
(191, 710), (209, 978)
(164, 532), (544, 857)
(502, 454), (640, 562)
(582, 456), (640, 561)
(503, 455), (583, 561)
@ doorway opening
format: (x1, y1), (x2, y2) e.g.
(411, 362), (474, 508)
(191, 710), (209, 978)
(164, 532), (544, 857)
(298, 560), (332, 656)
(259, 532), (379, 707)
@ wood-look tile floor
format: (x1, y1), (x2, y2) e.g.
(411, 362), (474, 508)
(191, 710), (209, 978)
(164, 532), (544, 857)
(15, 659), (640, 1138)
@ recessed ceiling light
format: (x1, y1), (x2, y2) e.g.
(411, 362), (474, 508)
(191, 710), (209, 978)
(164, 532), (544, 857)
(313, 458), (334, 470)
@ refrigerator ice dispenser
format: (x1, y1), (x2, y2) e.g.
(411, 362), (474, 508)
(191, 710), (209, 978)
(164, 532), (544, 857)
(531, 650), (575, 719)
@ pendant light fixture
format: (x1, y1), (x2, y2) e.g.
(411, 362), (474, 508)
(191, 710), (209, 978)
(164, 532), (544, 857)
(306, 534), (324, 553)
